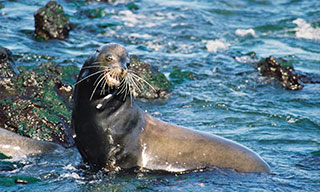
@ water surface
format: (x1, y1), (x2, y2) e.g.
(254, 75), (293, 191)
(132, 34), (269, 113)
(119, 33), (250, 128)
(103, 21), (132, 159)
(0, 0), (319, 191)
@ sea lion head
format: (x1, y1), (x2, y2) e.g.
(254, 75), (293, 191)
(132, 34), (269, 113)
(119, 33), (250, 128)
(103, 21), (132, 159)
(76, 43), (153, 102)
(76, 43), (132, 101)
(94, 43), (129, 88)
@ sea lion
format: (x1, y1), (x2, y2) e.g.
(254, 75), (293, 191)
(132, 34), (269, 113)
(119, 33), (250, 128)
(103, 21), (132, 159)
(0, 127), (64, 158)
(72, 43), (270, 173)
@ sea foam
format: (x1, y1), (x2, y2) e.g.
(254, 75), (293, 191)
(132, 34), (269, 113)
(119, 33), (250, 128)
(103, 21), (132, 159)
(293, 18), (320, 40)
(206, 39), (230, 52)
(235, 28), (257, 37)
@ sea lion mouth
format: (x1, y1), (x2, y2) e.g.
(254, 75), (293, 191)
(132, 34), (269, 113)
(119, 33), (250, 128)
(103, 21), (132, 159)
(104, 69), (127, 88)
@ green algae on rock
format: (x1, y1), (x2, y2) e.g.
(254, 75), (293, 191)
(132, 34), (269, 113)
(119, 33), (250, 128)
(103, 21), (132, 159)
(34, 0), (71, 40)
(0, 59), (77, 147)
(129, 55), (173, 99)
(169, 66), (198, 84)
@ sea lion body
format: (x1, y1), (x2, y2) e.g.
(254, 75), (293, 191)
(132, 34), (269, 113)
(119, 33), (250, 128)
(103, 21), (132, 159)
(0, 127), (64, 158)
(139, 114), (269, 172)
(72, 43), (270, 173)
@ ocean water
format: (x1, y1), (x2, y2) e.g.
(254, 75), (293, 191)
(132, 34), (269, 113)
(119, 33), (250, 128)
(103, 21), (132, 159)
(1, 0), (320, 191)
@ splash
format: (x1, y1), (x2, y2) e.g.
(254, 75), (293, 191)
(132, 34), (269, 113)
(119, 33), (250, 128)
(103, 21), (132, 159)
(205, 39), (230, 52)
(235, 28), (257, 37)
(293, 18), (320, 41)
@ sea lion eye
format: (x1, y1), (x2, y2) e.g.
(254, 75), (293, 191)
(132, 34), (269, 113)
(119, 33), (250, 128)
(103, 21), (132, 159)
(105, 55), (114, 62)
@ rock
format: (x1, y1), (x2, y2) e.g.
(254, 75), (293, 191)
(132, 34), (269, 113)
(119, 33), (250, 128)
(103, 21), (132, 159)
(0, 47), (77, 147)
(34, 0), (71, 40)
(0, 46), (20, 99)
(257, 56), (303, 90)
(129, 55), (173, 99)
(0, 46), (19, 78)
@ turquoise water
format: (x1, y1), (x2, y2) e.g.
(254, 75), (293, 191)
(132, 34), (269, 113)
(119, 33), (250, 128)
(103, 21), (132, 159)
(1, 0), (320, 191)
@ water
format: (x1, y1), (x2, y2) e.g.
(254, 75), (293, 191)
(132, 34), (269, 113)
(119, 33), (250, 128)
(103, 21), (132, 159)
(1, 0), (320, 191)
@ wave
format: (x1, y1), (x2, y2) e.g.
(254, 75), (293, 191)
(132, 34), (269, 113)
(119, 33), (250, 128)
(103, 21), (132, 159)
(205, 39), (230, 52)
(235, 28), (257, 37)
(293, 18), (320, 41)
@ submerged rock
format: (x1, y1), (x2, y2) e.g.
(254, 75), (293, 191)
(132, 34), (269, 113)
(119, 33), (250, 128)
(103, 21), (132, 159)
(34, 0), (71, 40)
(257, 56), (303, 90)
(169, 66), (198, 84)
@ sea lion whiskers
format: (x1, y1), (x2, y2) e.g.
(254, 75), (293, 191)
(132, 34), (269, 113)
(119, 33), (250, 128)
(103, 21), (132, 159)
(74, 62), (110, 86)
(126, 73), (143, 93)
(90, 73), (107, 100)
(126, 70), (156, 93)
(74, 70), (104, 86)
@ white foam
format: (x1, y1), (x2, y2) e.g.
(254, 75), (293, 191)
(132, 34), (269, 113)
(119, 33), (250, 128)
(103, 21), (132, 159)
(293, 18), (320, 40)
(63, 164), (77, 171)
(113, 10), (163, 28)
(235, 28), (257, 37)
(129, 33), (152, 39)
(60, 172), (81, 179)
(206, 39), (230, 52)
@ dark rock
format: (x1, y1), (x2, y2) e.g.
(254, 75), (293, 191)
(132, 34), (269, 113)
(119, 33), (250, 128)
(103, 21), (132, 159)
(0, 46), (19, 99)
(256, 56), (303, 90)
(129, 55), (173, 99)
(0, 46), (19, 78)
(0, 47), (77, 147)
(34, 0), (71, 40)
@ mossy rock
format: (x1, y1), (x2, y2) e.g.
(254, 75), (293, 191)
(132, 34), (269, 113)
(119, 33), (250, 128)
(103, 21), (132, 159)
(0, 62), (76, 147)
(34, 1), (71, 40)
(129, 55), (173, 99)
